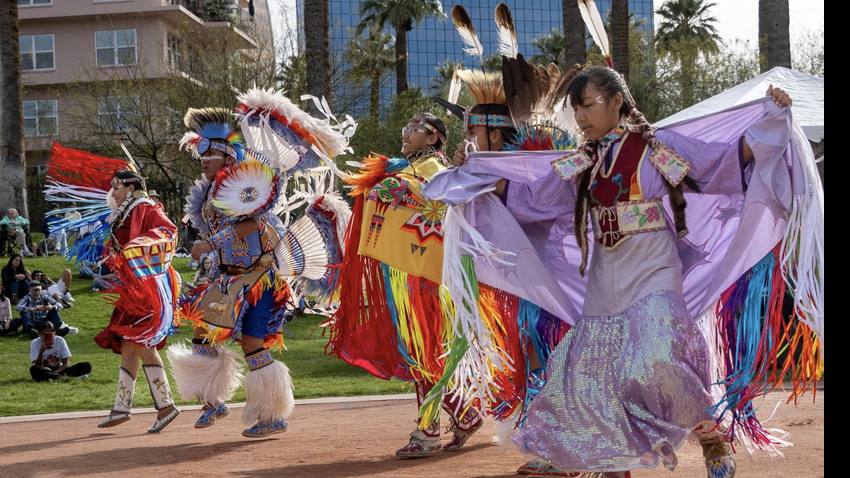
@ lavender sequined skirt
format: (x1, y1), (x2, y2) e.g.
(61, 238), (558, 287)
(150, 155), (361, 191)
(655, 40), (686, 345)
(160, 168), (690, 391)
(512, 290), (715, 472)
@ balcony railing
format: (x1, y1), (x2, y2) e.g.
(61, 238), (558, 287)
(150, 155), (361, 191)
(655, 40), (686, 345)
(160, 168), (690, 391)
(166, 0), (256, 38)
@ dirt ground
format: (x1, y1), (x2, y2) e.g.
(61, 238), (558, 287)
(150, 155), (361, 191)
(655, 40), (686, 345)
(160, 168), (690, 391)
(0, 390), (823, 478)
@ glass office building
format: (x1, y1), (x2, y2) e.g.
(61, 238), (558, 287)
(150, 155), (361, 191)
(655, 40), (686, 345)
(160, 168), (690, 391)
(296, 1), (654, 116)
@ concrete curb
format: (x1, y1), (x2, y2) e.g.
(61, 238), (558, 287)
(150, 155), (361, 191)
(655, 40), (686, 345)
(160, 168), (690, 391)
(0, 393), (416, 424)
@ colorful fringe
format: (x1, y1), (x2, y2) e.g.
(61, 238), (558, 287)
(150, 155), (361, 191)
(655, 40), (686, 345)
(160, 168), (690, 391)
(177, 269), (293, 351)
(709, 244), (822, 450)
(504, 124), (577, 152)
(418, 255), (569, 428)
(344, 153), (410, 196)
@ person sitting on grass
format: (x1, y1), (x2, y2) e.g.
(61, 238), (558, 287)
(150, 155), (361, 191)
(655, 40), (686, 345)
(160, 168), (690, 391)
(16, 281), (78, 338)
(32, 270), (76, 308)
(193, 256), (214, 288)
(0, 283), (22, 335)
(92, 261), (121, 291)
(30, 322), (91, 382)
(2, 254), (31, 304)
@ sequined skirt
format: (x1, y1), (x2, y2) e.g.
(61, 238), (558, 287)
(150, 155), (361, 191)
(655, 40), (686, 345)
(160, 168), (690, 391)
(512, 290), (714, 472)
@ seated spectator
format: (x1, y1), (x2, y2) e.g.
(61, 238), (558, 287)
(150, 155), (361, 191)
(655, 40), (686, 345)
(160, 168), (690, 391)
(30, 322), (91, 382)
(2, 254), (31, 304)
(193, 256), (214, 288)
(32, 270), (75, 308)
(1, 209), (34, 257)
(149, 190), (165, 211)
(92, 261), (120, 291)
(64, 202), (83, 243)
(41, 204), (68, 255)
(0, 283), (21, 335)
(16, 281), (77, 338)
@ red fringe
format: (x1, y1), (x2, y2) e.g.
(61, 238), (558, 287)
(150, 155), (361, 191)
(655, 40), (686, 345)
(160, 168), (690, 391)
(49, 142), (128, 190)
(325, 196), (410, 380)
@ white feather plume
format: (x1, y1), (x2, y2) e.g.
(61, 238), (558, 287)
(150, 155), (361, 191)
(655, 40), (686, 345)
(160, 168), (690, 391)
(495, 3), (519, 59)
(577, 0), (610, 58)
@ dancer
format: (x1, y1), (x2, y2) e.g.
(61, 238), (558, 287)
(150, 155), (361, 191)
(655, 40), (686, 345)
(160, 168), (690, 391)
(44, 146), (181, 432)
(168, 89), (351, 438)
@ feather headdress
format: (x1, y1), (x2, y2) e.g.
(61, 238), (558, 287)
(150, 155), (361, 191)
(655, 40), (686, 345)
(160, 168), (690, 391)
(179, 107), (245, 162)
(452, 5), (485, 68)
(495, 3), (518, 59)
(235, 87), (356, 176)
(577, 0), (614, 68)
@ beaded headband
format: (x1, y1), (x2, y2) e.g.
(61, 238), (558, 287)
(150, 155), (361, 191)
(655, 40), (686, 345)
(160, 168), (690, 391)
(410, 118), (446, 142)
(196, 138), (237, 160)
(464, 110), (514, 133)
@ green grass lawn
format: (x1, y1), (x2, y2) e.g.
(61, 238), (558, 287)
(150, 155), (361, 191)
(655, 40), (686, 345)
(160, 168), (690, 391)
(0, 249), (407, 417)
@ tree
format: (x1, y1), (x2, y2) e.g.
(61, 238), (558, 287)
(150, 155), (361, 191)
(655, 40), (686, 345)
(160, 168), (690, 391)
(655, 0), (722, 107)
(792, 27), (824, 78)
(304, 0), (331, 111)
(347, 29), (395, 119)
(759, 0), (791, 72)
(611, 0), (630, 84)
(278, 51), (308, 107)
(431, 59), (463, 97)
(483, 53), (503, 73)
(0, 1), (28, 217)
(357, 0), (446, 94)
(57, 18), (279, 189)
(563, 0), (586, 64)
(531, 29), (567, 68)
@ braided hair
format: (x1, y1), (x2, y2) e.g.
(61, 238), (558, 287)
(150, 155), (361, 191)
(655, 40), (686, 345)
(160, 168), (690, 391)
(566, 67), (699, 276)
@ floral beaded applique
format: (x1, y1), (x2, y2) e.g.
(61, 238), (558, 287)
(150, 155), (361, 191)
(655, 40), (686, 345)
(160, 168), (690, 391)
(649, 144), (691, 187)
(551, 149), (593, 182)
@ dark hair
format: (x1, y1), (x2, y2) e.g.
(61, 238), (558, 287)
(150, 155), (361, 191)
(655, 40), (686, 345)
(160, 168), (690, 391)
(566, 67), (698, 275)
(4, 254), (25, 275)
(0, 283), (5, 302)
(38, 321), (55, 333)
(32, 270), (43, 279)
(470, 103), (517, 150)
(50, 203), (60, 210)
(413, 112), (448, 150)
(114, 170), (146, 193)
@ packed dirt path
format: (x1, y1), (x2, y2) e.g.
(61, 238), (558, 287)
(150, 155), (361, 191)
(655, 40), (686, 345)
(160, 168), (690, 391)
(0, 390), (823, 477)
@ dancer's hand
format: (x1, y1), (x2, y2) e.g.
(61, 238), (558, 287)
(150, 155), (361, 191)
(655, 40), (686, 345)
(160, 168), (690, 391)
(452, 142), (468, 167)
(191, 240), (212, 261)
(767, 85), (793, 107)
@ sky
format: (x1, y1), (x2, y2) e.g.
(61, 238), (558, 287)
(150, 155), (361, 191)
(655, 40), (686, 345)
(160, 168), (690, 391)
(657, 0), (824, 46)
(269, 0), (825, 57)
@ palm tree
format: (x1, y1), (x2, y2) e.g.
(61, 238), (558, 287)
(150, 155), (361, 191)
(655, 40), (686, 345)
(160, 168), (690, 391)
(483, 53), (503, 73)
(304, 0), (331, 110)
(655, 0), (722, 53)
(357, 0), (446, 94)
(531, 29), (566, 68)
(347, 29), (396, 119)
(611, 0), (630, 84)
(0, 2), (28, 217)
(431, 59), (463, 96)
(655, 0), (722, 106)
(758, 0), (791, 72)
(563, 0), (586, 64)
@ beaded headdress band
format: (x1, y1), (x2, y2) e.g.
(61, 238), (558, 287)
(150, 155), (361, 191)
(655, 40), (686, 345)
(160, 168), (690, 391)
(410, 118), (446, 142)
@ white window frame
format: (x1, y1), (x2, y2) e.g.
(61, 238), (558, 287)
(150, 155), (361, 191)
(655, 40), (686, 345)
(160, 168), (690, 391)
(23, 99), (58, 137)
(167, 31), (184, 71)
(20, 34), (55, 72)
(97, 96), (139, 133)
(95, 29), (137, 67)
(18, 0), (53, 6)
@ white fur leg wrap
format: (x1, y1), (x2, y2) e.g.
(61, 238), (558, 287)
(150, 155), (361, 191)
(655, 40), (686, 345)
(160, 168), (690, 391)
(166, 342), (244, 404)
(242, 351), (294, 425)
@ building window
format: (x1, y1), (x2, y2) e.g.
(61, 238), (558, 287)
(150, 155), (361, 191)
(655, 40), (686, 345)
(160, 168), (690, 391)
(18, 0), (52, 6)
(20, 34), (55, 71)
(23, 100), (58, 137)
(167, 31), (184, 71)
(95, 29), (137, 66)
(97, 96), (138, 132)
